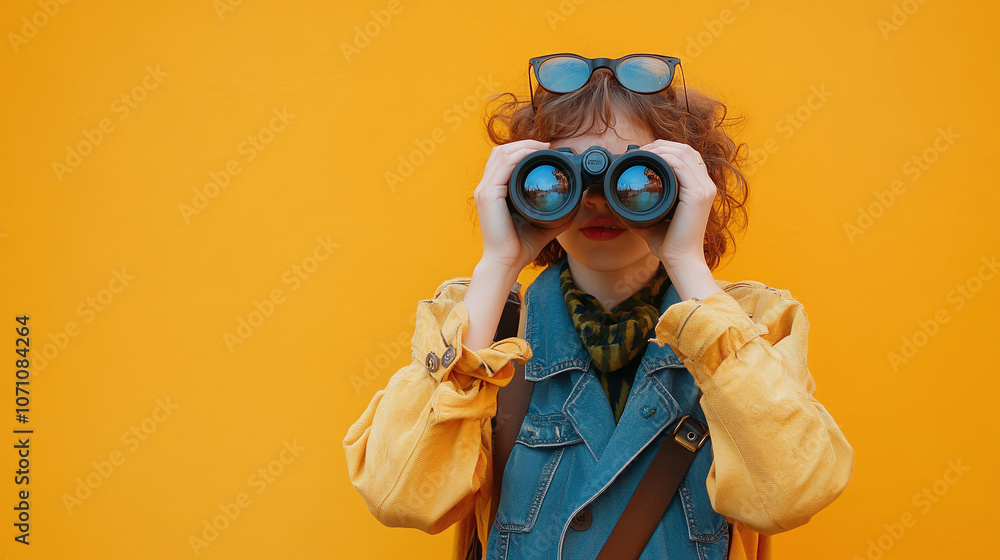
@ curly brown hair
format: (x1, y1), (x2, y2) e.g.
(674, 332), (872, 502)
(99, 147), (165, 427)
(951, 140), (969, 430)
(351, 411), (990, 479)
(474, 68), (750, 271)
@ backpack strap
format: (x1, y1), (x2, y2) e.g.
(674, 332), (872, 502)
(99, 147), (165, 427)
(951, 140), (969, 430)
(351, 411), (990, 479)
(465, 282), (530, 560)
(488, 282), (533, 534)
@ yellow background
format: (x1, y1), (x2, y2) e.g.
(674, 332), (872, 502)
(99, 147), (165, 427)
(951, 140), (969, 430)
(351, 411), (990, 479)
(1, 0), (997, 558)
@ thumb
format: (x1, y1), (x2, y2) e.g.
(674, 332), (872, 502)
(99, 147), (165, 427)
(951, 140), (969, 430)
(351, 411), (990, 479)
(631, 225), (654, 245)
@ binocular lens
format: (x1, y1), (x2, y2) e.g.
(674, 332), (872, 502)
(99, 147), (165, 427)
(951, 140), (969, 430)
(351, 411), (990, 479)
(521, 164), (571, 212)
(614, 165), (663, 212)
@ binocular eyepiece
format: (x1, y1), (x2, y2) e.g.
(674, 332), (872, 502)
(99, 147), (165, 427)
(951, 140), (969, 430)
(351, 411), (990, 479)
(507, 145), (678, 229)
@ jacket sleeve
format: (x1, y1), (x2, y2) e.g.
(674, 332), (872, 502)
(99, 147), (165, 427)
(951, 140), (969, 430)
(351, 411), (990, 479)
(650, 281), (854, 536)
(343, 277), (532, 535)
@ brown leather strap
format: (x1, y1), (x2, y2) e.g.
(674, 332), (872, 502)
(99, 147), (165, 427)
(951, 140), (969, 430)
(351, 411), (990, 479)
(466, 283), (534, 559)
(489, 282), (533, 533)
(595, 415), (710, 560)
(489, 359), (531, 533)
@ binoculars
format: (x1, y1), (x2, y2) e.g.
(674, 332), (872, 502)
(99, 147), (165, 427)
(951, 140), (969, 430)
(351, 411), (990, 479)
(507, 145), (678, 229)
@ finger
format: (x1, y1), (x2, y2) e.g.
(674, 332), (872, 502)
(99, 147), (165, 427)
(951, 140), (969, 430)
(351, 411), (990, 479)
(638, 139), (696, 153)
(630, 225), (652, 244)
(520, 213), (569, 244)
(548, 218), (573, 241)
(631, 219), (666, 245)
(638, 140), (691, 154)
(491, 139), (551, 163)
(655, 152), (715, 200)
(637, 141), (706, 170)
(480, 152), (534, 202)
(514, 139), (552, 148)
(482, 143), (550, 187)
(657, 151), (699, 181)
(639, 142), (704, 166)
(480, 145), (551, 197)
(477, 141), (549, 194)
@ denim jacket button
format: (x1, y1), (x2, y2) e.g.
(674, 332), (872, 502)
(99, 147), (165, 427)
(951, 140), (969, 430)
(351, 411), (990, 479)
(424, 352), (440, 372)
(441, 345), (455, 368)
(569, 506), (592, 531)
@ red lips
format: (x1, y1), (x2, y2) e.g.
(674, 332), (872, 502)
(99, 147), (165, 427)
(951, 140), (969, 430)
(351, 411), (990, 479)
(580, 217), (627, 241)
(581, 217), (625, 229)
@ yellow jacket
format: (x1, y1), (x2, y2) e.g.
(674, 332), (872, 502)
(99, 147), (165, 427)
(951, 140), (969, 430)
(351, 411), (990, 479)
(343, 275), (854, 559)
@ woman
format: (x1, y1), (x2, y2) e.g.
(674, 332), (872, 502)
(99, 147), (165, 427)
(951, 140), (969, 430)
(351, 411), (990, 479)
(344, 53), (854, 560)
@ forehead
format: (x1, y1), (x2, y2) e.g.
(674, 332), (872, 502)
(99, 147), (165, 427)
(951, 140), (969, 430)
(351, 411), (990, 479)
(548, 110), (655, 155)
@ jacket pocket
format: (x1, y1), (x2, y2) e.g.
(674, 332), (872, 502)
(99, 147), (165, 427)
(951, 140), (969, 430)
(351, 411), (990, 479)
(493, 412), (581, 533)
(677, 440), (730, 544)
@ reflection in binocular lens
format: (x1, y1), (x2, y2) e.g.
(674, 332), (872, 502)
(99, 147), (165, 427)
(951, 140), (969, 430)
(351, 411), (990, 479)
(522, 165), (570, 212)
(615, 165), (663, 212)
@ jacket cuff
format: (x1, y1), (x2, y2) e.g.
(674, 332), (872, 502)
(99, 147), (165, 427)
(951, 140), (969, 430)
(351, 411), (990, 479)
(650, 290), (768, 381)
(417, 300), (532, 386)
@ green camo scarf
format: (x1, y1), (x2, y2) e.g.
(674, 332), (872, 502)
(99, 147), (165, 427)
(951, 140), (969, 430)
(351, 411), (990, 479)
(559, 258), (671, 424)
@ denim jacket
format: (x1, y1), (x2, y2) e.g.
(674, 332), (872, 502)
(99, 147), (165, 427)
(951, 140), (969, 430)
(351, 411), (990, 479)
(344, 259), (854, 560)
(486, 260), (729, 559)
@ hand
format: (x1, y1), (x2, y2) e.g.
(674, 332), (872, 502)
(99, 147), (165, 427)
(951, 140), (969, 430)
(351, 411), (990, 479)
(474, 140), (573, 273)
(630, 140), (718, 269)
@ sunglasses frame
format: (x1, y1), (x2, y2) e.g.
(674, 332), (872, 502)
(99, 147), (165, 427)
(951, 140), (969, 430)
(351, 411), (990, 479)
(528, 53), (689, 113)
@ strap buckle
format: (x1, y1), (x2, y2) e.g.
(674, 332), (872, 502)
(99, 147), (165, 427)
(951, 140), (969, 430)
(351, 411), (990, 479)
(671, 414), (709, 453)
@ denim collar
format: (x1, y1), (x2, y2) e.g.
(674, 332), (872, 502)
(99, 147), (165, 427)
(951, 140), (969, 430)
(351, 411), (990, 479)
(523, 255), (685, 382)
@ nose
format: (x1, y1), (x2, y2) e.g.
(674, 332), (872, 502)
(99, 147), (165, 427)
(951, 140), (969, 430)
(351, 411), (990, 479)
(582, 182), (608, 208)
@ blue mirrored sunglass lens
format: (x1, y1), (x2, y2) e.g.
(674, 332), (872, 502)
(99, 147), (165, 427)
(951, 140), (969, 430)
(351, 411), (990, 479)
(616, 58), (672, 93)
(537, 57), (591, 93)
(522, 165), (571, 212)
(615, 165), (663, 212)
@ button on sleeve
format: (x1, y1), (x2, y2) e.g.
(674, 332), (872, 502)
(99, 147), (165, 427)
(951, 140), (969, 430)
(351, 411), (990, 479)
(344, 277), (533, 535)
(424, 299), (531, 386)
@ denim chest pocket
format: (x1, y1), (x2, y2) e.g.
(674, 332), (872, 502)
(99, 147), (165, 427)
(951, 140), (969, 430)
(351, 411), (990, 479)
(493, 413), (581, 533)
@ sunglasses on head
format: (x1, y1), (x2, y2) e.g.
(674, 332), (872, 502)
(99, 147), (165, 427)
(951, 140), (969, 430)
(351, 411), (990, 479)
(528, 53), (689, 113)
